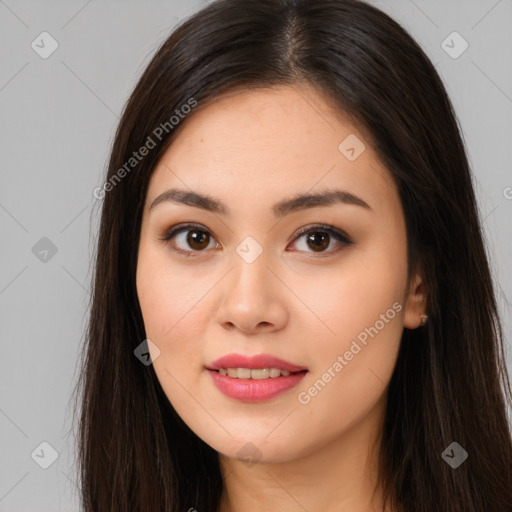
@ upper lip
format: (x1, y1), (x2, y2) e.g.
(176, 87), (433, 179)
(206, 353), (307, 373)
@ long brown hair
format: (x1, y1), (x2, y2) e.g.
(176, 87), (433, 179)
(71, 0), (512, 510)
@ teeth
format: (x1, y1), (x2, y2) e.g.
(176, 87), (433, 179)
(218, 367), (293, 379)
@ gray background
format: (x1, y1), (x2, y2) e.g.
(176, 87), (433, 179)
(0, 0), (511, 510)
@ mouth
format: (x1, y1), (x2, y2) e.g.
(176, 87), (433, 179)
(205, 353), (308, 402)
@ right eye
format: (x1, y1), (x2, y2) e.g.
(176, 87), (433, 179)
(159, 223), (220, 257)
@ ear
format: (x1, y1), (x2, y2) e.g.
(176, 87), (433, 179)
(403, 272), (427, 329)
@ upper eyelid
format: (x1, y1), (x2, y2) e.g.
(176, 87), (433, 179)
(163, 222), (349, 238)
(293, 223), (352, 242)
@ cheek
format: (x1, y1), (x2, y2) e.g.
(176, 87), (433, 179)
(136, 243), (219, 410)
(292, 241), (406, 413)
(136, 249), (208, 412)
(297, 247), (406, 350)
(136, 244), (211, 342)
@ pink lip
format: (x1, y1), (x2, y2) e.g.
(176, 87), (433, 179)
(206, 353), (307, 373)
(207, 369), (307, 402)
(206, 353), (308, 402)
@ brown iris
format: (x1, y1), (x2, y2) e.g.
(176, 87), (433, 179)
(186, 229), (210, 250)
(306, 231), (330, 252)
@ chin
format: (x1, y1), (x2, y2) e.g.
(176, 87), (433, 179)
(202, 432), (308, 466)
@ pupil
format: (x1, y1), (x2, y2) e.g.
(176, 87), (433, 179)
(307, 231), (329, 252)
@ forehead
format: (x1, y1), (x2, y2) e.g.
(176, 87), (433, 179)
(145, 85), (397, 217)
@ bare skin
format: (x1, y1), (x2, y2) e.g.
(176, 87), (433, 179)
(136, 84), (426, 512)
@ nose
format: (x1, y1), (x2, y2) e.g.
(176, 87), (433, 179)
(215, 249), (289, 335)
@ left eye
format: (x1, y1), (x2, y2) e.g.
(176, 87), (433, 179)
(159, 223), (352, 257)
(290, 224), (353, 255)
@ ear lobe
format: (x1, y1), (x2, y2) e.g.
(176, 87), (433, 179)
(403, 273), (428, 329)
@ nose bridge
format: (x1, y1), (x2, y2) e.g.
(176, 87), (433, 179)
(230, 238), (274, 305)
(215, 236), (288, 332)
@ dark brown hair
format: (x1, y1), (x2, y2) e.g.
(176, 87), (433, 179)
(72, 0), (512, 510)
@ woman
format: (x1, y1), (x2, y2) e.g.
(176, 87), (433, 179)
(73, 0), (512, 510)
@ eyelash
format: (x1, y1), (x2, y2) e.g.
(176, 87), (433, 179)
(158, 222), (353, 258)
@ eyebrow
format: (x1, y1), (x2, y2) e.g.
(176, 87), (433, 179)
(148, 187), (371, 217)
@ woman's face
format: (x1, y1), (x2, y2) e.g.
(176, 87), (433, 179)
(136, 84), (424, 464)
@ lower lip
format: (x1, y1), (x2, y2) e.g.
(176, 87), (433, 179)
(207, 369), (308, 402)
